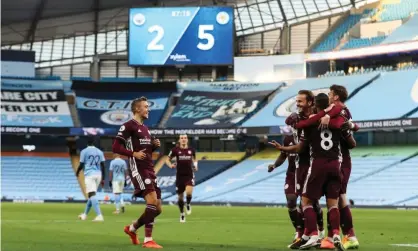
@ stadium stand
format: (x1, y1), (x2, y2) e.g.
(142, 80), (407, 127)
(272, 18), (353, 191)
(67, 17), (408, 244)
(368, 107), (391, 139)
(379, 0), (418, 22)
(313, 14), (362, 52)
(168, 146), (418, 206)
(346, 69), (418, 120)
(243, 72), (380, 127)
(380, 14), (418, 44)
(341, 35), (387, 50)
(1, 153), (84, 200)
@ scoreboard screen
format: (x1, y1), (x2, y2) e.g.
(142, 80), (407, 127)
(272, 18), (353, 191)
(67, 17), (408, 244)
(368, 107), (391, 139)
(128, 7), (234, 66)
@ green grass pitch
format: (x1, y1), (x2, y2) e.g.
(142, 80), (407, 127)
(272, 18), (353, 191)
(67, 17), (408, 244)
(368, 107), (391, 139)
(2, 203), (418, 251)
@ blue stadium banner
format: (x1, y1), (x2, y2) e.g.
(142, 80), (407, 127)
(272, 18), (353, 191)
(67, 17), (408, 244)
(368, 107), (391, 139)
(128, 7), (234, 66)
(165, 89), (275, 128)
(1, 82), (74, 127)
(74, 91), (170, 128)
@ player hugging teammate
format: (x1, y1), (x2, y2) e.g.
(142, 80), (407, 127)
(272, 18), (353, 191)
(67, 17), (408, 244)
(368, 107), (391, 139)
(270, 85), (360, 250)
(166, 134), (198, 223)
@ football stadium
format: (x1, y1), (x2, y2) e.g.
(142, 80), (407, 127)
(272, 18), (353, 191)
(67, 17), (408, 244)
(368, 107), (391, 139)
(1, 0), (418, 250)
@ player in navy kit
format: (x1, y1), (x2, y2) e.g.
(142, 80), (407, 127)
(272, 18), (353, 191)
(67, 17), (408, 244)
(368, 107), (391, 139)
(271, 93), (356, 251)
(112, 97), (163, 249)
(166, 134), (197, 223)
(268, 135), (304, 245)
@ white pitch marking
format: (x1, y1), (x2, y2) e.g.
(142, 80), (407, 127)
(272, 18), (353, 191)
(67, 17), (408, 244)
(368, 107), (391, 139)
(390, 244), (418, 248)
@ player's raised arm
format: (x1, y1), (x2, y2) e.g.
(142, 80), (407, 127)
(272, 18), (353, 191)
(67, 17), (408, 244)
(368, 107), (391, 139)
(294, 110), (326, 129)
(269, 140), (305, 153)
(328, 115), (346, 129)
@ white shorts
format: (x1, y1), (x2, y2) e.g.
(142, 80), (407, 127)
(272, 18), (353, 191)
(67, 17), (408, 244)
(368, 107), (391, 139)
(85, 174), (101, 193)
(112, 180), (124, 194)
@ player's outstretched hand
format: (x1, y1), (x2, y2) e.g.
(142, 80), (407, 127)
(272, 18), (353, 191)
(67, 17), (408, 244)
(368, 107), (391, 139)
(319, 115), (330, 130)
(133, 149), (146, 160)
(268, 140), (282, 150)
(268, 164), (276, 172)
(152, 138), (161, 148)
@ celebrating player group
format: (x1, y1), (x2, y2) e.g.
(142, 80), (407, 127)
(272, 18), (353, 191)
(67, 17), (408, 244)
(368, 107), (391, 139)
(269, 85), (360, 250)
(109, 85), (359, 250)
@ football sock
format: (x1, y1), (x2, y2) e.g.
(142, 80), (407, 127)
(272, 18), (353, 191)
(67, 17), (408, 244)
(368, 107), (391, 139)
(132, 204), (159, 230)
(120, 196), (125, 207)
(297, 206), (304, 238)
(144, 222), (154, 242)
(327, 211), (333, 238)
(115, 194), (121, 211)
(303, 206), (318, 236)
(90, 196), (102, 216)
(83, 199), (92, 215)
(178, 199), (185, 213)
(340, 206), (355, 237)
(328, 206), (340, 236)
(288, 208), (299, 231)
(314, 203), (324, 231)
(186, 195), (192, 205)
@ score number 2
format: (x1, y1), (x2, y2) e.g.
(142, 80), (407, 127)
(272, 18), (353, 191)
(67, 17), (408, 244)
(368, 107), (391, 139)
(147, 25), (214, 51)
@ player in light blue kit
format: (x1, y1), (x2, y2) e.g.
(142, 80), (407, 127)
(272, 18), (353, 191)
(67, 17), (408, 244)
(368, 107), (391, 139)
(76, 137), (106, 222)
(109, 154), (128, 214)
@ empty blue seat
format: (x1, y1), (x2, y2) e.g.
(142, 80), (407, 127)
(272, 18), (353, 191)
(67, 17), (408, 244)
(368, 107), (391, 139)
(1, 156), (84, 200)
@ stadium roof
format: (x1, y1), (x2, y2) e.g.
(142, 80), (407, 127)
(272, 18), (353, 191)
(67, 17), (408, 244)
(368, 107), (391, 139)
(1, 0), (375, 44)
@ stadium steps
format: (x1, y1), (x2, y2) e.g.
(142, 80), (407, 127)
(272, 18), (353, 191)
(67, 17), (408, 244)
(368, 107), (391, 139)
(347, 156), (418, 205)
(1, 155), (84, 200)
(392, 194), (418, 206)
(307, 12), (350, 53)
(349, 150), (418, 184)
(70, 155), (87, 199)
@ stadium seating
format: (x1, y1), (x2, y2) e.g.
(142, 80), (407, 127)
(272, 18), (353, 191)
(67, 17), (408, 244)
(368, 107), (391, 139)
(380, 14), (418, 44)
(166, 159), (278, 202)
(346, 69), (418, 120)
(379, 0), (418, 22)
(341, 36), (387, 50)
(348, 156), (418, 205)
(172, 147), (418, 206)
(243, 72), (379, 127)
(1, 156), (84, 200)
(313, 14), (362, 52)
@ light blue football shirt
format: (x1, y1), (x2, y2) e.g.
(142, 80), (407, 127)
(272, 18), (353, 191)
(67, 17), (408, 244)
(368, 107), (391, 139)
(80, 146), (105, 177)
(109, 158), (127, 181)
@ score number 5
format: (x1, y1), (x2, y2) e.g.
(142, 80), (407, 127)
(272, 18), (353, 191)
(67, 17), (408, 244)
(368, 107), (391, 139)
(147, 25), (214, 51)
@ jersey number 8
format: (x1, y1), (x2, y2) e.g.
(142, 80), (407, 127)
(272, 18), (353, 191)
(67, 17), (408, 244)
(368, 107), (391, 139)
(147, 25), (215, 51)
(320, 129), (333, 151)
